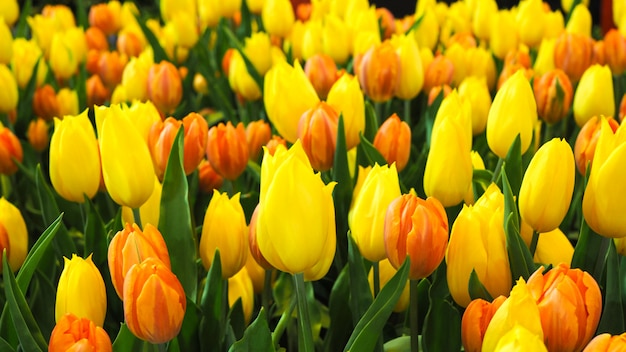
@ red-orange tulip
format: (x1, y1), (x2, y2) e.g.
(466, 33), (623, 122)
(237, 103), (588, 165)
(297, 101), (339, 171)
(533, 69), (574, 125)
(49, 313), (112, 352)
(461, 296), (507, 352)
(206, 121), (249, 180)
(373, 114), (411, 172)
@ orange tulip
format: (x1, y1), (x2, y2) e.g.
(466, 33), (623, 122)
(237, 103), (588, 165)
(526, 263), (602, 352)
(124, 257), (186, 344)
(248, 204), (274, 270)
(422, 54), (454, 94)
(49, 313), (112, 352)
(0, 124), (22, 175)
(27, 118), (49, 152)
(574, 115), (620, 175)
(427, 85), (452, 106)
(304, 53), (338, 100)
(32, 84), (59, 121)
(603, 29), (626, 75)
(206, 121), (249, 180)
(265, 135), (287, 157)
(197, 159), (224, 194)
(533, 69), (574, 125)
(85, 26), (109, 52)
(373, 114), (411, 172)
(620, 94), (626, 122)
(461, 296), (507, 352)
(355, 41), (400, 103)
(108, 223), (171, 299)
(583, 333), (626, 351)
(246, 120), (272, 162)
(384, 194), (448, 280)
(86, 74), (110, 108)
(554, 31), (594, 82)
(88, 3), (120, 35)
(117, 30), (145, 58)
(97, 51), (128, 88)
(147, 61), (183, 115)
(297, 101), (339, 171)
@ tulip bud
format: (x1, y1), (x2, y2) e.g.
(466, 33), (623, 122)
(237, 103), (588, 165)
(246, 120), (272, 162)
(355, 41), (400, 103)
(147, 61), (183, 115)
(11, 39), (48, 89)
(516, 0), (546, 48)
(0, 123), (23, 176)
(49, 313), (112, 352)
(326, 73), (365, 150)
(520, 223), (574, 265)
(86, 75), (110, 107)
(89, 3), (120, 35)
(122, 52), (153, 102)
(566, 4), (592, 37)
(27, 118), (49, 152)
(0, 197), (28, 272)
(384, 194), (448, 280)
(228, 267), (255, 324)
(0, 0), (19, 27)
(0, 64), (17, 114)
(413, 6), (439, 50)
(57, 88), (79, 117)
(519, 138), (575, 232)
(461, 296), (506, 352)
(124, 257), (186, 344)
(206, 121), (249, 180)
(50, 111), (101, 203)
(464, 151), (486, 205)
(554, 32), (594, 83)
(373, 114), (411, 172)
(265, 135), (287, 156)
(97, 51), (128, 89)
(117, 29), (145, 58)
(262, 0), (295, 38)
(297, 102), (339, 171)
(573, 64), (615, 127)
(391, 33), (424, 100)
(603, 29), (626, 75)
(533, 69), (573, 125)
(85, 27), (109, 52)
(200, 191), (249, 279)
(322, 14), (350, 64)
(56, 254), (107, 327)
(574, 115), (619, 175)
(121, 177), (162, 229)
(49, 32), (80, 81)
(422, 54), (454, 94)
(526, 264), (602, 351)
(349, 164), (401, 262)
(458, 76), (491, 135)
(228, 50), (262, 102)
(490, 10), (519, 59)
(32, 84), (60, 121)
(368, 259), (410, 312)
(257, 141), (336, 281)
(198, 159), (224, 194)
(304, 54), (338, 100)
(0, 19), (12, 65)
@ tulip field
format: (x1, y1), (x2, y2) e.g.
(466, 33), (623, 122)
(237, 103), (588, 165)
(2, 0), (626, 350)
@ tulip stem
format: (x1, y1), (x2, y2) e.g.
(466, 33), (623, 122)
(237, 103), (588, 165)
(403, 99), (411, 125)
(272, 294), (297, 347)
(491, 158), (504, 184)
(262, 269), (272, 322)
(410, 279), (420, 352)
(375, 102), (383, 126)
(132, 207), (142, 228)
(293, 273), (314, 352)
(529, 230), (540, 257)
(373, 261), (380, 297)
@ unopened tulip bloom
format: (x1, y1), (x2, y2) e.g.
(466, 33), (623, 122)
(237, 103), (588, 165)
(322, 14), (350, 64)
(391, 33), (423, 100)
(519, 139), (575, 232)
(198, 159), (224, 194)
(566, 4), (592, 37)
(573, 65), (615, 127)
(527, 264), (602, 351)
(264, 60), (319, 143)
(472, 0), (497, 41)
(298, 102), (339, 171)
(0, 123), (22, 176)
(228, 50), (262, 101)
(534, 38), (557, 76)
(124, 100), (161, 142)
(124, 257), (186, 344)
(89, 3), (120, 35)
(49, 313), (112, 352)
(206, 121), (249, 180)
(487, 70), (538, 159)
(482, 279), (544, 352)
(490, 10), (519, 59)
(147, 61), (182, 115)
(121, 52), (153, 102)
(0, 197), (27, 272)
(349, 164), (401, 262)
(49, 33), (79, 81)
(304, 54), (338, 100)
(534, 69), (574, 125)
(492, 324), (548, 351)
(461, 296), (506, 352)
(107, 223), (171, 298)
(583, 120), (626, 237)
(32, 84), (59, 121)
(56, 254), (107, 327)
(368, 259), (410, 312)
(520, 223), (575, 266)
(326, 73), (365, 150)
(256, 141), (336, 281)
(0, 0), (19, 26)
(384, 194), (448, 280)
(262, 0), (295, 38)
(413, 5), (439, 50)
(458, 76), (491, 136)
(0, 20), (12, 65)
(422, 54), (454, 95)
(464, 151), (487, 205)
(0, 64), (17, 114)
(50, 111), (101, 203)
(446, 184), (512, 307)
(246, 120), (272, 162)
(11, 39), (48, 89)
(574, 115), (620, 175)
(200, 191), (248, 279)
(583, 333), (626, 351)
(97, 50), (127, 88)
(86, 75), (110, 107)
(57, 88), (79, 117)
(27, 118), (49, 152)
(554, 32), (594, 83)
(97, 105), (155, 208)
(121, 177), (162, 228)
(228, 267), (255, 323)
(373, 114), (411, 172)
(603, 29), (626, 75)
(356, 41), (400, 103)
(516, 0), (546, 48)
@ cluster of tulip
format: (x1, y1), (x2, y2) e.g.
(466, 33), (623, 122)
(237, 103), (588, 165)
(1, 0), (626, 350)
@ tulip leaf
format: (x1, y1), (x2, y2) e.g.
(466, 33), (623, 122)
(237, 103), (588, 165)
(159, 127), (198, 301)
(421, 298), (461, 352)
(468, 269), (494, 302)
(229, 309), (275, 352)
(112, 324), (147, 351)
(134, 13), (169, 63)
(0, 337), (15, 352)
(364, 101), (378, 141)
(597, 241), (625, 334)
(503, 135), (523, 196)
(84, 196), (108, 268)
(200, 250), (225, 351)
(35, 164), (77, 257)
(347, 233), (373, 325)
(358, 133), (387, 167)
(323, 266), (353, 352)
(15, 0), (31, 38)
(221, 25), (264, 91)
(74, 0), (88, 28)
(15, 58), (40, 136)
(404, 12), (425, 35)
(424, 89), (444, 149)
(344, 258), (410, 352)
(177, 298), (201, 352)
(2, 255), (46, 352)
(333, 115), (353, 267)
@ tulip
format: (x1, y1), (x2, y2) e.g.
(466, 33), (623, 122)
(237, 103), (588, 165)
(486, 70), (537, 159)
(124, 257), (186, 344)
(0, 0), (18, 26)
(297, 101), (339, 171)
(384, 194), (448, 280)
(0, 64), (17, 114)
(49, 111), (101, 203)
(301, 20), (323, 60)
(368, 259), (410, 312)
(246, 0), (264, 14)
(228, 50), (262, 101)
(124, 100), (162, 143)
(256, 141), (336, 281)
(490, 10), (519, 59)
(304, 53), (338, 100)
(349, 164), (401, 262)
(0, 197), (28, 272)
(262, 0), (295, 38)
(482, 279), (544, 352)
(566, 4), (592, 37)
(422, 54), (454, 95)
(246, 120), (272, 162)
(198, 159), (224, 194)
(160, 0), (196, 24)
(446, 184), (512, 307)
(121, 177), (162, 229)
(97, 104), (155, 208)
(49, 313), (112, 352)
(533, 69), (574, 125)
(603, 29), (626, 75)
(519, 138), (575, 232)
(583, 333), (626, 351)
(322, 14), (350, 64)
(85, 27), (109, 52)
(27, 118), (49, 152)
(534, 39), (557, 76)
(574, 115), (620, 175)
(0, 123), (23, 176)
(573, 65), (615, 127)
(516, 0), (546, 48)
(583, 120), (626, 237)
(463, 151), (487, 205)
(248, 204), (274, 271)
(520, 220), (575, 265)
(458, 76), (491, 136)
(89, 3), (120, 35)
(491, 324), (548, 351)
(391, 33), (424, 100)
(57, 88), (79, 117)
(413, 5), (439, 50)
(0, 20), (12, 65)
(228, 268), (255, 324)
(526, 264), (602, 352)
(32, 84), (59, 121)
(206, 121), (249, 180)
(11, 39), (48, 89)
(49, 32), (79, 81)
(326, 73), (365, 150)
(373, 114), (411, 172)
(122, 52), (153, 102)
(147, 61), (182, 115)
(265, 135), (287, 156)
(117, 29), (145, 58)
(554, 32), (594, 83)
(355, 41), (400, 103)
(461, 296), (506, 352)
(86, 75), (110, 107)
(200, 191), (248, 279)
(56, 254), (107, 327)
(243, 32), (272, 76)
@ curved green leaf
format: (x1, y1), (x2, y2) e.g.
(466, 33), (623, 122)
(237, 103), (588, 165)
(597, 241), (624, 334)
(347, 234), (373, 326)
(358, 133), (387, 167)
(229, 309), (275, 352)
(112, 324), (146, 352)
(468, 269), (494, 302)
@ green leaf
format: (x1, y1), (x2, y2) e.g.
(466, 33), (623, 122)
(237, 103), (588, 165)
(159, 127), (197, 300)
(347, 234), (373, 326)
(2, 255), (46, 352)
(177, 298), (201, 352)
(421, 299), (461, 352)
(0, 336), (15, 352)
(424, 88), (444, 149)
(597, 241), (624, 334)
(14, 58), (40, 136)
(134, 13), (169, 63)
(404, 12), (425, 35)
(344, 258), (410, 352)
(75, 0), (88, 28)
(221, 26), (263, 91)
(358, 133), (387, 167)
(502, 135), (523, 196)
(363, 101), (378, 141)
(15, 0), (32, 38)
(84, 197), (107, 268)
(229, 309), (275, 352)
(333, 115), (353, 267)
(323, 266), (353, 352)
(200, 250), (225, 351)
(112, 324), (146, 352)
(468, 269), (494, 302)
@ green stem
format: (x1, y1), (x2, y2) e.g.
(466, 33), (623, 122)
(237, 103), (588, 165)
(490, 157), (504, 184)
(262, 269), (272, 322)
(293, 273), (314, 352)
(373, 261), (380, 297)
(410, 279), (420, 352)
(132, 207), (143, 229)
(272, 295), (297, 347)
(375, 101), (383, 126)
(529, 230), (540, 258)
(157, 343), (167, 352)
(403, 99), (411, 125)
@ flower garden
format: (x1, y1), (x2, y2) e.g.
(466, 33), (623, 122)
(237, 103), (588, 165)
(0, 0), (626, 350)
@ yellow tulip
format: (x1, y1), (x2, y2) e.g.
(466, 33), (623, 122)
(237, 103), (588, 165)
(566, 4), (592, 37)
(0, 20), (12, 65)
(49, 32), (79, 81)
(465, 47), (497, 91)
(302, 20), (323, 60)
(264, 60), (319, 143)
(573, 64), (615, 127)
(0, 0), (19, 26)
(27, 15), (57, 59)
(562, 0), (589, 13)
(486, 69), (537, 159)
(121, 50), (153, 102)
(472, 0), (497, 41)
(121, 177), (162, 228)
(533, 38), (556, 76)
(96, 104), (155, 208)
(492, 324), (548, 352)
(122, 100), (161, 143)
(228, 50), (262, 101)
(458, 76), (491, 136)
(490, 10), (519, 59)
(520, 222), (574, 266)
(544, 10), (565, 39)
(246, 0), (264, 14)
(200, 191), (249, 279)
(262, 0), (295, 38)
(463, 151), (486, 205)
(516, 0), (546, 48)
(49, 110), (101, 203)
(413, 6), (439, 51)
(55, 254), (107, 327)
(368, 259), (410, 312)
(228, 268), (255, 324)
(0, 197), (28, 272)
(56, 88), (79, 117)
(322, 14), (350, 64)
(326, 73), (365, 150)
(244, 32), (272, 76)
(391, 33), (424, 100)
(0, 64), (17, 114)
(169, 12), (198, 49)
(160, 0), (196, 23)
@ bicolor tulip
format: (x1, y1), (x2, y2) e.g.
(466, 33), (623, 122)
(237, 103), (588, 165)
(355, 41), (400, 103)
(534, 69), (574, 125)
(304, 53), (338, 100)
(298, 101), (339, 171)
(554, 32), (594, 83)
(373, 114), (411, 172)
(206, 121), (249, 180)
(147, 61), (182, 115)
